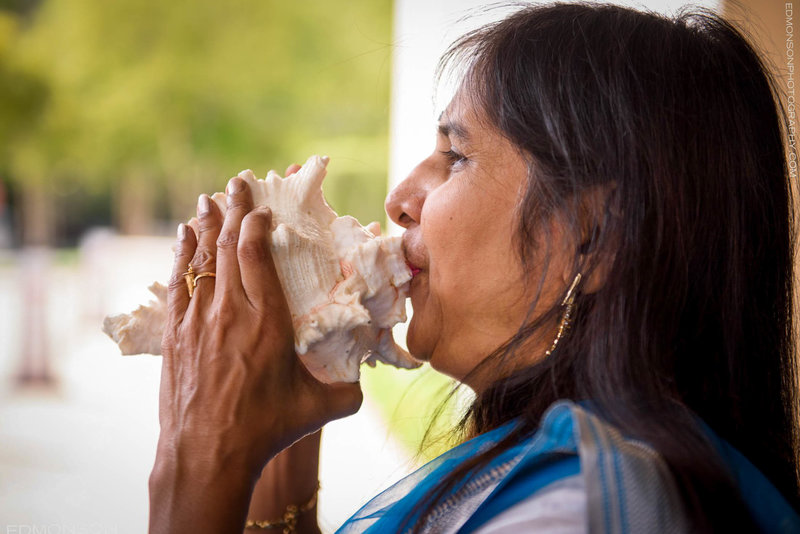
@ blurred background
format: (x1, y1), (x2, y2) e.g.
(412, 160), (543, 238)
(0, 0), (783, 532)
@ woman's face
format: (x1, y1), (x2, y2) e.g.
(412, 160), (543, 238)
(386, 92), (563, 387)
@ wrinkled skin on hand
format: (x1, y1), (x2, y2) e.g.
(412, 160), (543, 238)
(150, 169), (362, 533)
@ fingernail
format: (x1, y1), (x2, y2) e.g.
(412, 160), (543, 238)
(226, 177), (244, 195)
(198, 194), (211, 216)
(177, 223), (186, 240)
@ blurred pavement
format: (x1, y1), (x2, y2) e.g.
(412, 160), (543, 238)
(0, 233), (414, 533)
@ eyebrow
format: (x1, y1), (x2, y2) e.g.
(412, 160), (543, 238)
(437, 116), (470, 142)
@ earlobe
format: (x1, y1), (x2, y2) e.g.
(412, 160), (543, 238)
(567, 186), (618, 296)
(576, 243), (617, 296)
(577, 224), (599, 255)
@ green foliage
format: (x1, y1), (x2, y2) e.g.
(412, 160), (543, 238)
(0, 61), (47, 153)
(361, 362), (469, 462)
(0, 13), (48, 164)
(3, 0), (393, 225)
(0, 0), (42, 17)
(1, 0), (462, 459)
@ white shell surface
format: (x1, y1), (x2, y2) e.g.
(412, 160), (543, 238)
(102, 155), (419, 383)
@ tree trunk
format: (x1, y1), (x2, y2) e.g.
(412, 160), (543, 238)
(16, 181), (55, 387)
(116, 170), (156, 235)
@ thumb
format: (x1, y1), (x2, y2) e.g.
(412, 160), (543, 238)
(316, 382), (363, 422)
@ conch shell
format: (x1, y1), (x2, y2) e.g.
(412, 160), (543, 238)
(103, 155), (419, 383)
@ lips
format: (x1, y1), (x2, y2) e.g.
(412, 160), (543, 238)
(406, 261), (422, 277)
(402, 232), (426, 277)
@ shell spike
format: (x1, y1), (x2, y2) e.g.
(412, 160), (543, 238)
(288, 156), (332, 216)
(102, 154), (418, 383)
(296, 155), (328, 193)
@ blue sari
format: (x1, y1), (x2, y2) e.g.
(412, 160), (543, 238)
(336, 401), (800, 533)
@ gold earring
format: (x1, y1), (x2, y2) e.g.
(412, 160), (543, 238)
(545, 273), (582, 357)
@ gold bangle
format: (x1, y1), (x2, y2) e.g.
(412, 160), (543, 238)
(245, 482), (320, 533)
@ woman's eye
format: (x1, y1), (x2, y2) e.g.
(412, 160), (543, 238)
(440, 148), (467, 169)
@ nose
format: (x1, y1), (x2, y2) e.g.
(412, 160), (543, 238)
(385, 161), (428, 229)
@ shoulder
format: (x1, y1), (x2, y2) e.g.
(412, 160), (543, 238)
(466, 401), (690, 534)
(474, 474), (586, 534)
(562, 402), (690, 533)
(476, 401), (800, 534)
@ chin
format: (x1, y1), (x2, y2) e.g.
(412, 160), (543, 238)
(405, 326), (432, 363)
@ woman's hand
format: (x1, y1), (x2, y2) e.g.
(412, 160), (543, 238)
(149, 173), (362, 533)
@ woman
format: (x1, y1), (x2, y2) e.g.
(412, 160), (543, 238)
(149, 3), (800, 533)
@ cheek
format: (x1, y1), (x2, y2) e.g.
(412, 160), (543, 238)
(422, 187), (482, 287)
(422, 185), (523, 316)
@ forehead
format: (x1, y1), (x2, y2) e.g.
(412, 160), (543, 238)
(438, 90), (491, 141)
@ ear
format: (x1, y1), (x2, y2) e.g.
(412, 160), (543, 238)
(561, 182), (618, 295)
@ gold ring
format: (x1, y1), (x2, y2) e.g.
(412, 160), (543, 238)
(182, 264), (216, 298)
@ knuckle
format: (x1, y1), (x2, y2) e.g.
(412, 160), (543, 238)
(168, 275), (186, 291)
(191, 248), (216, 268)
(212, 303), (236, 330)
(226, 198), (251, 213)
(216, 230), (239, 250)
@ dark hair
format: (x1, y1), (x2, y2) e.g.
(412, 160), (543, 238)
(409, 2), (799, 531)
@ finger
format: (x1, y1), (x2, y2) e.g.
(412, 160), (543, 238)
(238, 207), (286, 311)
(285, 163), (301, 177)
(318, 382), (363, 421)
(166, 222), (197, 330)
(188, 194), (224, 308)
(291, 370), (363, 437)
(214, 177), (253, 304)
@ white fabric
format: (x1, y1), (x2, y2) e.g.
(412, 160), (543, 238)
(474, 474), (587, 534)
